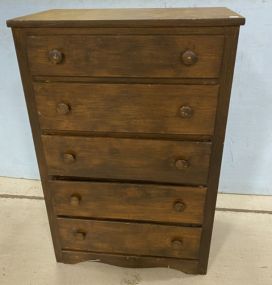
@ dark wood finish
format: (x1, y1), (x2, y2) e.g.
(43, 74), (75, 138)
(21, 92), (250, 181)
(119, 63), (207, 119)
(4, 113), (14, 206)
(57, 218), (201, 259)
(6, 8), (245, 28)
(51, 181), (206, 224)
(8, 8), (244, 274)
(181, 50), (198, 66)
(42, 130), (212, 142)
(198, 26), (241, 274)
(27, 34), (224, 78)
(22, 26), (226, 36)
(61, 250), (200, 274)
(48, 49), (63, 64)
(11, 29), (63, 261)
(42, 132), (213, 146)
(35, 83), (218, 135)
(42, 135), (211, 184)
(34, 75), (219, 85)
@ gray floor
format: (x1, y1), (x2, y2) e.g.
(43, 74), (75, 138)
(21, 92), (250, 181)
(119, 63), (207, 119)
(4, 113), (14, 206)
(0, 177), (271, 285)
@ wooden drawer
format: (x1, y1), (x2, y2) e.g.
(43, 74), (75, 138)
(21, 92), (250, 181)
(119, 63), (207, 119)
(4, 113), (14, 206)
(42, 135), (211, 185)
(57, 218), (201, 259)
(51, 181), (206, 224)
(35, 83), (218, 136)
(27, 34), (224, 78)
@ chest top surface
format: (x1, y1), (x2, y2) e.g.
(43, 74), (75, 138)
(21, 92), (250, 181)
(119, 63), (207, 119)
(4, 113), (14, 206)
(7, 7), (245, 28)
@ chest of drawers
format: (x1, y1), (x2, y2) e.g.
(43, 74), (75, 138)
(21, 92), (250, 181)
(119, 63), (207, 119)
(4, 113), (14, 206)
(7, 8), (245, 274)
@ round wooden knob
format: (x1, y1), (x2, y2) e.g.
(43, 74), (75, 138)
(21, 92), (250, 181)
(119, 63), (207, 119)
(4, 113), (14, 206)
(181, 50), (198, 66)
(63, 153), (76, 163)
(171, 239), (183, 249)
(70, 195), (81, 206)
(74, 231), (86, 241)
(48, 49), (63, 64)
(56, 103), (70, 115)
(175, 159), (190, 170)
(179, 106), (193, 118)
(173, 201), (186, 212)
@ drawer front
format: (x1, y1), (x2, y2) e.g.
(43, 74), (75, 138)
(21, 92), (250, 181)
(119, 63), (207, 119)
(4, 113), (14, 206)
(51, 181), (206, 224)
(57, 218), (201, 259)
(27, 34), (224, 78)
(42, 136), (211, 185)
(35, 83), (218, 135)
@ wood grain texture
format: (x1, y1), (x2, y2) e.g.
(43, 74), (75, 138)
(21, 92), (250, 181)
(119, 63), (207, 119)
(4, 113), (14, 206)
(57, 218), (202, 259)
(27, 34), (224, 78)
(51, 181), (206, 224)
(23, 26), (226, 36)
(42, 135), (211, 185)
(6, 8), (245, 28)
(8, 8), (245, 274)
(35, 82), (218, 135)
(62, 250), (200, 274)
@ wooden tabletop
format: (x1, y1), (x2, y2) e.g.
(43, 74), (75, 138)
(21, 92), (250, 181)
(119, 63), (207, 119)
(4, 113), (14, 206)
(7, 7), (245, 28)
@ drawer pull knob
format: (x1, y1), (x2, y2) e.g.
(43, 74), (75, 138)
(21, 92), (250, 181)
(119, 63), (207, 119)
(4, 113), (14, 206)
(70, 195), (81, 206)
(63, 153), (76, 163)
(56, 103), (70, 115)
(74, 231), (86, 241)
(173, 201), (186, 212)
(48, 49), (63, 64)
(171, 239), (183, 249)
(181, 50), (198, 66)
(175, 159), (190, 170)
(179, 106), (193, 118)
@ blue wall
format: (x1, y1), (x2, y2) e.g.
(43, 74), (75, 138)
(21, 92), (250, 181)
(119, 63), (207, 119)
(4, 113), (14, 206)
(1, 1), (271, 194)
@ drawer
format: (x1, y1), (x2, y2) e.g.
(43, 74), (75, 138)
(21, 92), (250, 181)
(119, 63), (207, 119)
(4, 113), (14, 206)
(27, 34), (224, 78)
(35, 83), (218, 136)
(42, 136), (211, 185)
(51, 181), (206, 224)
(57, 218), (201, 259)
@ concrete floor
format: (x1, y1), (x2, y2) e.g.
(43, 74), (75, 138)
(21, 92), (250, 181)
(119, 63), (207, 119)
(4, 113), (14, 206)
(0, 177), (271, 285)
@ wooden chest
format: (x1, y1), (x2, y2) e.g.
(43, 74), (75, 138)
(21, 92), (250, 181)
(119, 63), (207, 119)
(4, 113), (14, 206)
(7, 8), (245, 274)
